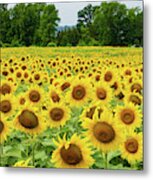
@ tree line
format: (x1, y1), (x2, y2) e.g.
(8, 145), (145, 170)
(0, 2), (143, 47)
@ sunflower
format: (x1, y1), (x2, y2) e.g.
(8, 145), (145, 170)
(0, 94), (16, 116)
(66, 77), (93, 106)
(0, 79), (16, 95)
(120, 131), (143, 165)
(125, 91), (142, 106)
(48, 86), (61, 103)
(51, 134), (94, 168)
(14, 104), (46, 135)
(81, 102), (105, 121)
(115, 102), (142, 132)
(44, 102), (70, 128)
(0, 114), (12, 143)
(25, 85), (44, 105)
(130, 79), (143, 94)
(102, 67), (116, 85)
(13, 158), (33, 168)
(92, 81), (113, 105)
(82, 110), (123, 153)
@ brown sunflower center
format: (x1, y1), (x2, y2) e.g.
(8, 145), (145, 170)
(51, 92), (60, 103)
(93, 122), (115, 143)
(1, 84), (11, 95)
(0, 120), (4, 134)
(60, 144), (83, 165)
(129, 95), (141, 105)
(18, 110), (39, 129)
(72, 85), (86, 100)
(120, 109), (135, 124)
(131, 83), (142, 93)
(50, 108), (64, 121)
(104, 71), (113, 82)
(96, 88), (107, 100)
(0, 100), (12, 113)
(125, 138), (138, 153)
(86, 106), (96, 119)
(29, 90), (40, 102)
(61, 82), (70, 91)
(19, 98), (26, 105)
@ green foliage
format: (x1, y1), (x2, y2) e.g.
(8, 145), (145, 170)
(0, 2), (143, 47)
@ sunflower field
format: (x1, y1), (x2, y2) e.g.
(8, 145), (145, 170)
(0, 47), (143, 170)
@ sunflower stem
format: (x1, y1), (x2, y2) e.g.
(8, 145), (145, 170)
(104, 153), (108, 169)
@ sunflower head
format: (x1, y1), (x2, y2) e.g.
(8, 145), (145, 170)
(51, 134), (94, 168)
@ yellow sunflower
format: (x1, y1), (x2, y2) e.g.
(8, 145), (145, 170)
(115, 102), (142, 132)
(44, 102), (70, 128)
(0, 79), (16, 95)
(0, 114), (12, 143)
(48, 86), (61, 103)
(120, 131), (143, 164)
(92, 81), (113, 105)
(66, 77), (93, 106)
(25, 85), (44, 105)
(13, 104), (46, 135)
(51, 134), (94, 168)
(0, 94), (16, 116)
(102, 67), (116, 85)
(125, 91), (143, 106)
(82, 110), (123, 153)
(13, 158), (33, 168)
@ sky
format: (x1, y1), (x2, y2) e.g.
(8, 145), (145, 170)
(6, 1), (143, 26)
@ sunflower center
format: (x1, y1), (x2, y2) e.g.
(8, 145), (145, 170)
(121, 109), (135, 124)
(60, 144), (83, 165)
(86, 106), (96, 119)
(0, 120), (4, 133)
(96, 88), (107, 100)
(1, 84), (11, 95)
(61, 82), (70, 91)
(18, 110), (39, 129)
(50, 108), (64, 121)
(93, 122), (115, 143)
(51, 92), (60, 102)
(125, 138), (138, 153)
(72, 85), (86, 100)
(129, 95), (141, 105)
(131, 83), (142, 93)
(29, 90), (40, 102)
(20, 98), (26, 105)
(104, 71), (113, 82)
(0, 100), (11, 113)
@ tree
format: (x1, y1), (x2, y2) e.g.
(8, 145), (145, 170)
(39, 4), (60, 46)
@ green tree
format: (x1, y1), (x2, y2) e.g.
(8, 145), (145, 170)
(39, 4), (60, 46)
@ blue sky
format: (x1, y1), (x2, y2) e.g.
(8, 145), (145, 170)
(7, 1), (143, 26)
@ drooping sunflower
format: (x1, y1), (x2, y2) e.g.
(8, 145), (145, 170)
(125, 91), (143, 106)
(115, 102), (142, 132)
(120, 131), (143, 165)
(0, 114), (12, 143)
(81, 101), (105, 121)
(51, 134), (94, 168)
(82, 109), (123, 153)
(66, 77), (93, 106)
(129, 79), (143, 94)
(44, 102), (70, 128)
(14, 104), (46, 135)
(0, 94), (16, 116)
(48, 86), (61, 103)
